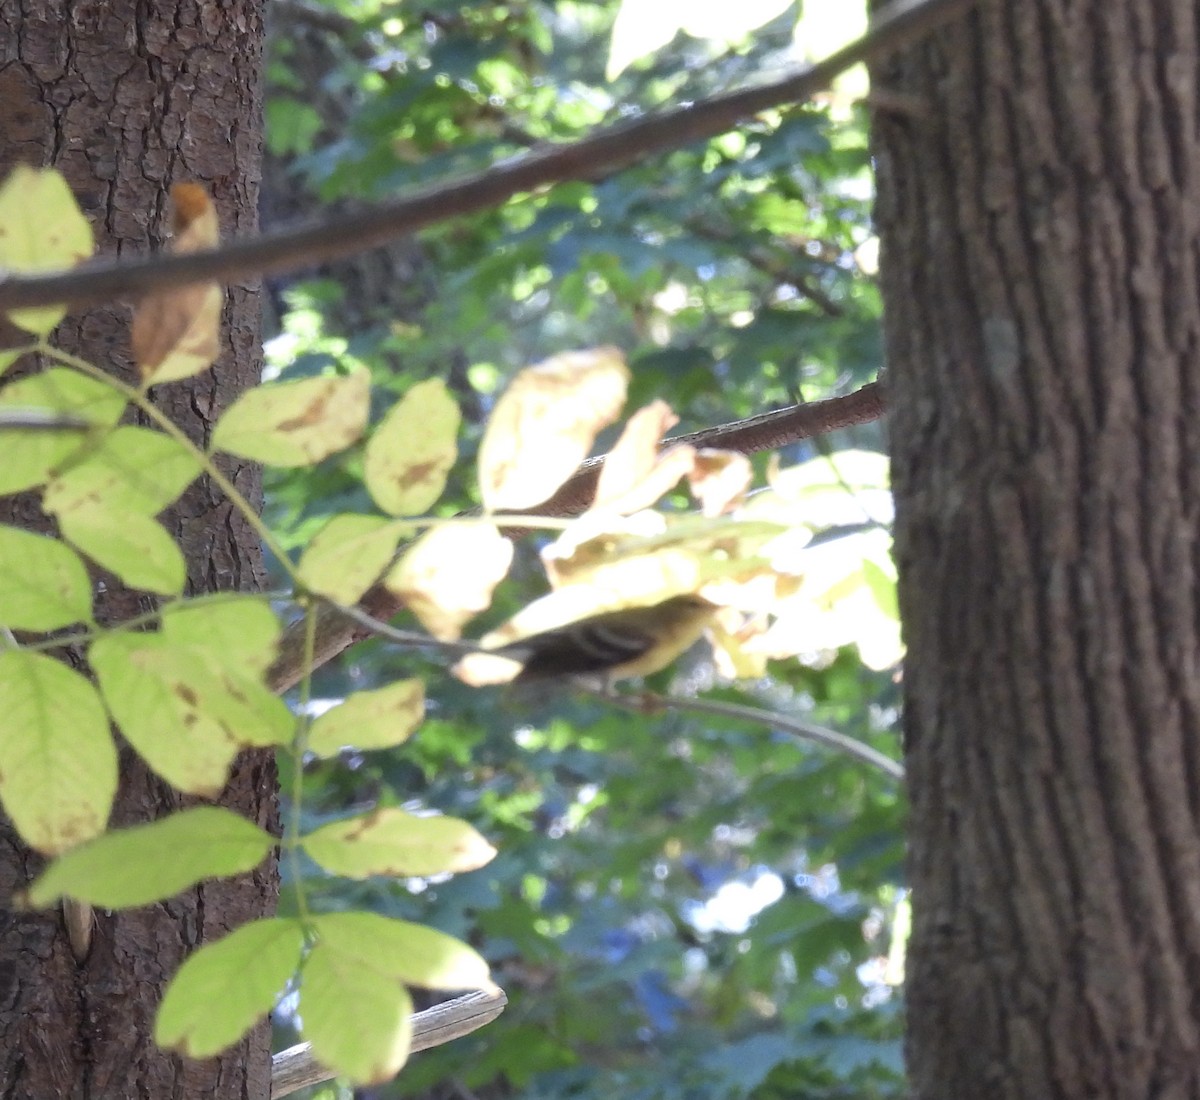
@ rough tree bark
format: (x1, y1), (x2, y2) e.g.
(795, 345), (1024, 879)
(0, 2), (276, 1098)
(873, 1), (1200, 1096)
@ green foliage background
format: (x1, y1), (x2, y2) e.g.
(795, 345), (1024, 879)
(262, 2), (903, 1097)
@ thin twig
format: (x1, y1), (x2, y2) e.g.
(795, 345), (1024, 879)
(604, 688), (905, 781)
(0, 0), (978, 311)
(528, 382), (885, 521)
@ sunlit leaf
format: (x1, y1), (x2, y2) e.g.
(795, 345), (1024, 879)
(308, 679), (424, 758)
(157, 918), (305, 1058)
(688, 449), (753, 516)
(760, 450), (892, 530)
(0, 369), (126, 495)
(161, 598), (282, 674)
(297, 513), (406, 605)
(364, 378), (460, 516)
(43, 425), (203, 516)
(91, 621), (293, 795)
(0, 524), (92, 629)
(312, 911), (492, 990)
(477, 348), (629, 511)
(300, 939), (413, 1085)
(131, 183), (223, 384)
(863, 556), (899, 622)
(592, 400), (697, 515)
(0, 651), (115, 854)
(607, 0), (793, 79)
(750, 529), (903, 670)
(0, 166), (94, 334)
(56, 507), (186, 596)
(384, 522), (512, 639)
(303, 808), (496, 879)
(212, 372), (370, 466)
(26, 806), (275, 908)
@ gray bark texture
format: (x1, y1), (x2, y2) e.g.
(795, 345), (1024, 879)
(872, 1), (1200, 1097)
(0, 2), (277, 1097)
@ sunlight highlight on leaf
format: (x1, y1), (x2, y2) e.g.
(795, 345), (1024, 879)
(308, 679), (425, 758)
(385, 521), (513, 639)
(0, 166), (94, 335)
(300, 940), (414, 1085)
(212, 371), (370, 466)
(303, 808), (497, 879)
(0, 651), (116, 855)
(157, 918), (305, 1059)
(477, 347), (629, 511)
(365, 377), (460, 516)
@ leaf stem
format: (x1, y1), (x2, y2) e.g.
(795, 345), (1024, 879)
(590, 686), (906, 781)
(16, 588), (296, 654)
(287, 602), (319, 926)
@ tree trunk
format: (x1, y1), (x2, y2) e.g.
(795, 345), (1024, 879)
(0, 2), (276, 1097)
(873, 2), (1200, 1096)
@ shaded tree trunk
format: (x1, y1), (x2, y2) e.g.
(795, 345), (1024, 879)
(0, 2), (276, 1097)
(873, 1), (1200, 1096)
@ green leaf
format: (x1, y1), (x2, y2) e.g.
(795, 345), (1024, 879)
(297, 513), (406, 605)
(0, 369), (127, 495)
(91, 628), (294, 795)
(307, 679), (425, 758)
(265, 97), (325, 156)
(300, 939), (414, 1085)
(0, 525), (92, 629)
(26, 806), (275, 908)
(862, 556), (899, 622)
(364, 378), (460, 516)
(0, 346), (27, 375)
(0, 651), (116, 854)
(161, 598), (282, 674)
(212, 372), (370, 466)
(56, 507), (186, 596)
(43, 425), (202, 516)
(303, 808), (496, 879)
(157, 918), (305, 1058)
(312, 911), (491, 990)
(0, 166), (95, 335)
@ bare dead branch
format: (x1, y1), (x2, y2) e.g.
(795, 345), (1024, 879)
(0, 0), (978, 312)
(271, 988), (507, 1098)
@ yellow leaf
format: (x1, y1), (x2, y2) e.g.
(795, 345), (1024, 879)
(300, 942), (413, 1085)
(688, 449), (753, 516)
(0, 651), (116, 855)
(477, 347), (629, 511)
(591, 400), (699, 515)
(364, 378), (460, 516)
(297, 513), (406, 605)
(0, 166), (94, 335)
(303, 808), (497, 879)
(157, 919), (304, 1058)
(312, 912), (492, 991)
(308, 679), (425, 758)
(212, 372), (370, 466)
(385, 522), (512, 640)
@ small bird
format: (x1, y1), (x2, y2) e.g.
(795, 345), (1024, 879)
(495, 593), (716, 684)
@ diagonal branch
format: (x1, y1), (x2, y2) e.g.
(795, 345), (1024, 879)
(271, 988), (507, 1099)
(0, 0), (978, 311)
